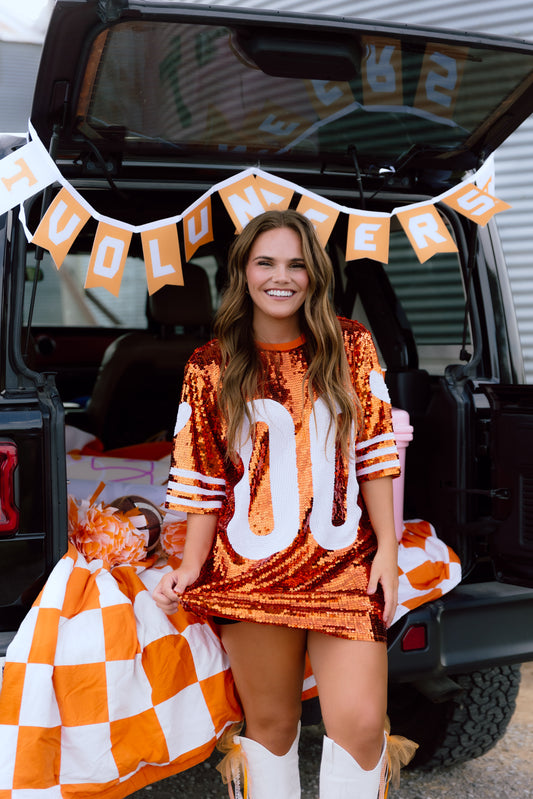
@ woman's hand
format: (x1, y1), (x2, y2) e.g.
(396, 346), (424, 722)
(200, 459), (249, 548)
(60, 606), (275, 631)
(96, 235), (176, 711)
(360, 476), (399, 627)
(367, 542), (399, 628)
(152, 566), (200, 615)
(152, 512), (218, 615)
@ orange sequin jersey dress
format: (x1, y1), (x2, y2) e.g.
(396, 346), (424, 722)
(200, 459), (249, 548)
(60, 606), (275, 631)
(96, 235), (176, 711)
(165, 318), (400, 641)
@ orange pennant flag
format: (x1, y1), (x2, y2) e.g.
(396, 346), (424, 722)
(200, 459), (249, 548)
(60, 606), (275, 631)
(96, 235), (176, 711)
(32, 188), (91, 269)
(295, 195), (339, 247)
(0, 139), (59, 214)
(396, 204), (458, 263)
(219, 175), (266, 232)
(183, 197), (214, 262)
(219, 174), (293, 232)
(254, 174), (293, 212)
(141, 223), (184, 295)
(441, 183), (511, 226)
(346, 213), (390, 263)
(85, 222), (132, 296)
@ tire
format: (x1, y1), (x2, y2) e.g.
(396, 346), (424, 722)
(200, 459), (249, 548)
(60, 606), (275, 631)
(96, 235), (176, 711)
(388, 664), (521, 769)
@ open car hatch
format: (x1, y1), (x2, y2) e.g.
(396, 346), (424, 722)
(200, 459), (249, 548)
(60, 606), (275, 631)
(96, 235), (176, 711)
(30, 0), (533, 183)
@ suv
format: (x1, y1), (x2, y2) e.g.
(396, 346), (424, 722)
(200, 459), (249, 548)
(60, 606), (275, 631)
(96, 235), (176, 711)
(1, 0), (533, 770)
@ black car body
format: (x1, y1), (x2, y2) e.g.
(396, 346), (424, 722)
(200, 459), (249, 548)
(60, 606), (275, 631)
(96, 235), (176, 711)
(1, 0), (533, 767)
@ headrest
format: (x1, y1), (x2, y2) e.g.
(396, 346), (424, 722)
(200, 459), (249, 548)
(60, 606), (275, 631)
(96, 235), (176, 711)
(148, 262), (213, 327)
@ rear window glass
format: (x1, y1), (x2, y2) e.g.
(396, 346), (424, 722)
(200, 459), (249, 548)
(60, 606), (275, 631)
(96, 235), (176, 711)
(77, 19), (533, 170)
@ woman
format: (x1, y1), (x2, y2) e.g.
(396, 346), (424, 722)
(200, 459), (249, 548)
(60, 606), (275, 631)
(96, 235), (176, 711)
(153, 209), (401, 799)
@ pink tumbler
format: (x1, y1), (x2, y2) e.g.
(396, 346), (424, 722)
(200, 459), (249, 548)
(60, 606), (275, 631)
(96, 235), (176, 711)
(391, 408), (414, 541)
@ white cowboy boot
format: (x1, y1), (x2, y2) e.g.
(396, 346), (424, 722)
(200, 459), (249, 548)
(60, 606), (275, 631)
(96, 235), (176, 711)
(233, 724), (301, 799)
(319, 734), (387, 799)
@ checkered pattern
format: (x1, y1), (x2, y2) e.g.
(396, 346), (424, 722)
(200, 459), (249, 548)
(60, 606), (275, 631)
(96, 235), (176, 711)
(395, 519), (462, 620)
(0, 521), (459, 798)
(0, 544), (241, 799)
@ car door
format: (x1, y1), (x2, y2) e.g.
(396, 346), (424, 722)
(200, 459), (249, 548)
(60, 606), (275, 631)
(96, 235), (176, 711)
(482, 385), (533, 587)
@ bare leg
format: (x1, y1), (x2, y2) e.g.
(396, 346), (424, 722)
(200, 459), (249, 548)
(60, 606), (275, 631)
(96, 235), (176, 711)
(307, 632), (388, 770)
(220, 622), (307, 755)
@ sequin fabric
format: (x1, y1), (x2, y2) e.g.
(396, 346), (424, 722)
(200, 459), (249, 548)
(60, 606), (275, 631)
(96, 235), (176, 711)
(166, 318), (400, 641)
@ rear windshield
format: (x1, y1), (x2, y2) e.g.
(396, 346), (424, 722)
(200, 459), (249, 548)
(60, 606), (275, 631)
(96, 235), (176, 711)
(77, 19), (533, 169)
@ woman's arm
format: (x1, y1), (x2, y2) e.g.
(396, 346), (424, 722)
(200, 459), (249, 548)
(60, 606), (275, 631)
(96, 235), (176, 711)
(360, 476), (399, 628)
(153, 512), (218, 615)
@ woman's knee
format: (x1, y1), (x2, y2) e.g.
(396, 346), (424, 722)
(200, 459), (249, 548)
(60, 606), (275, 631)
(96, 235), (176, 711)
(244, 703), (302, 755)
(324, 702), (386, 754)
(220, 622), (305, 753)
(352, 706), (386, 742)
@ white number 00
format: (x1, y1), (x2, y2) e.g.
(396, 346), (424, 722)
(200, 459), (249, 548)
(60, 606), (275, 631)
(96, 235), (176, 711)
(226, 398), (361, 560)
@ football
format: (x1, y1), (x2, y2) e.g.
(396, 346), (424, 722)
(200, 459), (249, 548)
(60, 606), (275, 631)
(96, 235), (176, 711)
(108, 495), (163, 549)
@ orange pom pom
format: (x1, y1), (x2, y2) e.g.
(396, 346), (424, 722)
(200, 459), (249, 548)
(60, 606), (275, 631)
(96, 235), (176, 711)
(160, 515), (187, 560)
(68, 495), (150, 567)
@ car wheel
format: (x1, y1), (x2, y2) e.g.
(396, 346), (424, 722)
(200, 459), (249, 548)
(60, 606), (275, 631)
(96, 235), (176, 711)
(388, 664), (521, 769)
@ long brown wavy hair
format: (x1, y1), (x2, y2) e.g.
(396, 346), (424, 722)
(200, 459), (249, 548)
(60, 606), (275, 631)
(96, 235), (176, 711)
(214, 209), (361, 460)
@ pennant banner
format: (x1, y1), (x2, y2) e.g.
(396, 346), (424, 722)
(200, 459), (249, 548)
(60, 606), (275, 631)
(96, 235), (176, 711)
(441, 182), (511, 226)
(183, 197), (213, 263)
(141, 223), (184, 296)
(1, 126), (511, 296)
(32, 187), (92, 269)
(295, 194), (339, 248)
(0, 138), (61, 215)
(85, 222), (133, 297)
(346, 211), (390, 263)
(218, 172), (294, 232)
(395, 202), (459, 264)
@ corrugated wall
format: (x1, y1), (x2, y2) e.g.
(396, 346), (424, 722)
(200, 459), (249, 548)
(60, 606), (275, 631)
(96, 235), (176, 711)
(0, 41), (42, 133)
(197, 0), (533, 380)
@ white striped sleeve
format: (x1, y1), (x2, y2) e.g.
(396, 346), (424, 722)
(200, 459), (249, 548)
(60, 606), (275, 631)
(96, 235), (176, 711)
(166, 467), (226, 512)
(355, 432), (401, 480)
(165, 348), (228, 515)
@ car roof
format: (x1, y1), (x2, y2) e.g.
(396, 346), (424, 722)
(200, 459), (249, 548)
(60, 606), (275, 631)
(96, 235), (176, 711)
(30, 0), (533, 187)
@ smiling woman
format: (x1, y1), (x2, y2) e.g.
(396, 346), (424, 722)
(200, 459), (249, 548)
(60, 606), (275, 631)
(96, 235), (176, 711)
(154, 208), (403, 799)
(1, 4), (533, 797)
(245, 226), (309, 342)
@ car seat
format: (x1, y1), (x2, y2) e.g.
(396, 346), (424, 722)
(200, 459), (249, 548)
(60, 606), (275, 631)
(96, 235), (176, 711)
(84, 262), (213, 450)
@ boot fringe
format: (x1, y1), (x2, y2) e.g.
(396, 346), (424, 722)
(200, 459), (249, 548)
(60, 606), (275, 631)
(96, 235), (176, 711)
(380, 718), (419, 797)
(216, 722), (249, 799)
(217, 720), (417, 799)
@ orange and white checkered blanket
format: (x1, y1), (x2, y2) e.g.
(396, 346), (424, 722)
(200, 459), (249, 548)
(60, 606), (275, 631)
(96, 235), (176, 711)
(0, 518), (460, 798)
